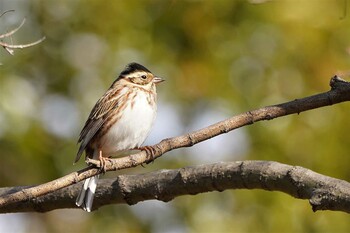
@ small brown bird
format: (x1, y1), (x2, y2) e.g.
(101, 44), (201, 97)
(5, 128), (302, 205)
(75, 62), (164, 212)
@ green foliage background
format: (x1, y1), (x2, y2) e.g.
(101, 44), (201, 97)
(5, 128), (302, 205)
(1, 0), (350, 232)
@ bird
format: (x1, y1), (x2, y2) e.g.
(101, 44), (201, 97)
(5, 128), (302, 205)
(75, 62), (164, 212)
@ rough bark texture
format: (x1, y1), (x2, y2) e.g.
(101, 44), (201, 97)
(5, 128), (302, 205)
(1, 161), (350, 213)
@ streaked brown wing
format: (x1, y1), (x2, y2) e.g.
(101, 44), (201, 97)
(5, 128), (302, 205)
(75, 87), (124, 163)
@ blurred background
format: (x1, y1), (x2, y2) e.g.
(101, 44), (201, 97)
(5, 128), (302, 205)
(1, 0), (350, 232)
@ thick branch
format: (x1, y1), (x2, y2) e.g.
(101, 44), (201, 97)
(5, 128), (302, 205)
(1, 161), (349, 213)
(0, 76), (350, 212)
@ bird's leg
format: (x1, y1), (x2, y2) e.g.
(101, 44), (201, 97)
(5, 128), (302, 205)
(98, 150), (112, 173)
(137, 146), (157, 164)
(98, 150), (105, 172)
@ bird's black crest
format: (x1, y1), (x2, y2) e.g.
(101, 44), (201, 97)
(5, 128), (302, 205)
(120, 62), (151, 76)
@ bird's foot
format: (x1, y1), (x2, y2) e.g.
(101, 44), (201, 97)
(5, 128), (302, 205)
(98, 151), (112, 173)
(138, 146), (157, 164)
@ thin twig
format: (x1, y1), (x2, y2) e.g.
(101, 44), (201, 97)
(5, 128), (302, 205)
(0, 10), (15, 18)
(0, 36), (46, 49)
(0, 18), (26, 39)
(0, 11), (45, 55)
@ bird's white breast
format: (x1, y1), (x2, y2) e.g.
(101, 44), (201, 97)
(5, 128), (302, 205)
(100, 90), (156, 156)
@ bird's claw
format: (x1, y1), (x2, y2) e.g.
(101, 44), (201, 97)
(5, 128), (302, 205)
(138, 146), (157, 164)
(98, 151), (112, 173)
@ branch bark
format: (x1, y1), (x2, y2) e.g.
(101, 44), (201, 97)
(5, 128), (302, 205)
(0, 76), (350, 213)
(1, 161), (350, 213)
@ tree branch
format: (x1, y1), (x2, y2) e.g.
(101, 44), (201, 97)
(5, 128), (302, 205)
(0, 76), (350, 212)
(1, 161), (350, 213)
(0, 10), (45, 55)
(0, 18), (26, 39)
(0, 36), (46, 50)
(0, 10), (15, 19)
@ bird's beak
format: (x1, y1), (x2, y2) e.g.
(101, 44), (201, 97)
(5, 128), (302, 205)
(154, 76), (165, 84)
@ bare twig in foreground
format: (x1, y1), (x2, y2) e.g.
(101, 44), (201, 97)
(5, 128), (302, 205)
(0, 76), (349, 212)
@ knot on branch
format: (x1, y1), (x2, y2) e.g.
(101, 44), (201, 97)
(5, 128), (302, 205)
(330, 75), (350, 92)
(309, 190), (334, 212)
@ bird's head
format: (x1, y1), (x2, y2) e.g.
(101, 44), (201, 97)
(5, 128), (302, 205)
(118, 62), (164, 87)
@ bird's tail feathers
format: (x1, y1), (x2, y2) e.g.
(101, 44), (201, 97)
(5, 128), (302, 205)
(76, 175), (99, 212)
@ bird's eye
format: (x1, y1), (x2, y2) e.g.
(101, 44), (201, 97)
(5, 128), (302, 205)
(141, 75), (147, 79)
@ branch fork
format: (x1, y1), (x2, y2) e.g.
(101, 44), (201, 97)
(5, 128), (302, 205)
(0, 10), (45, 55)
